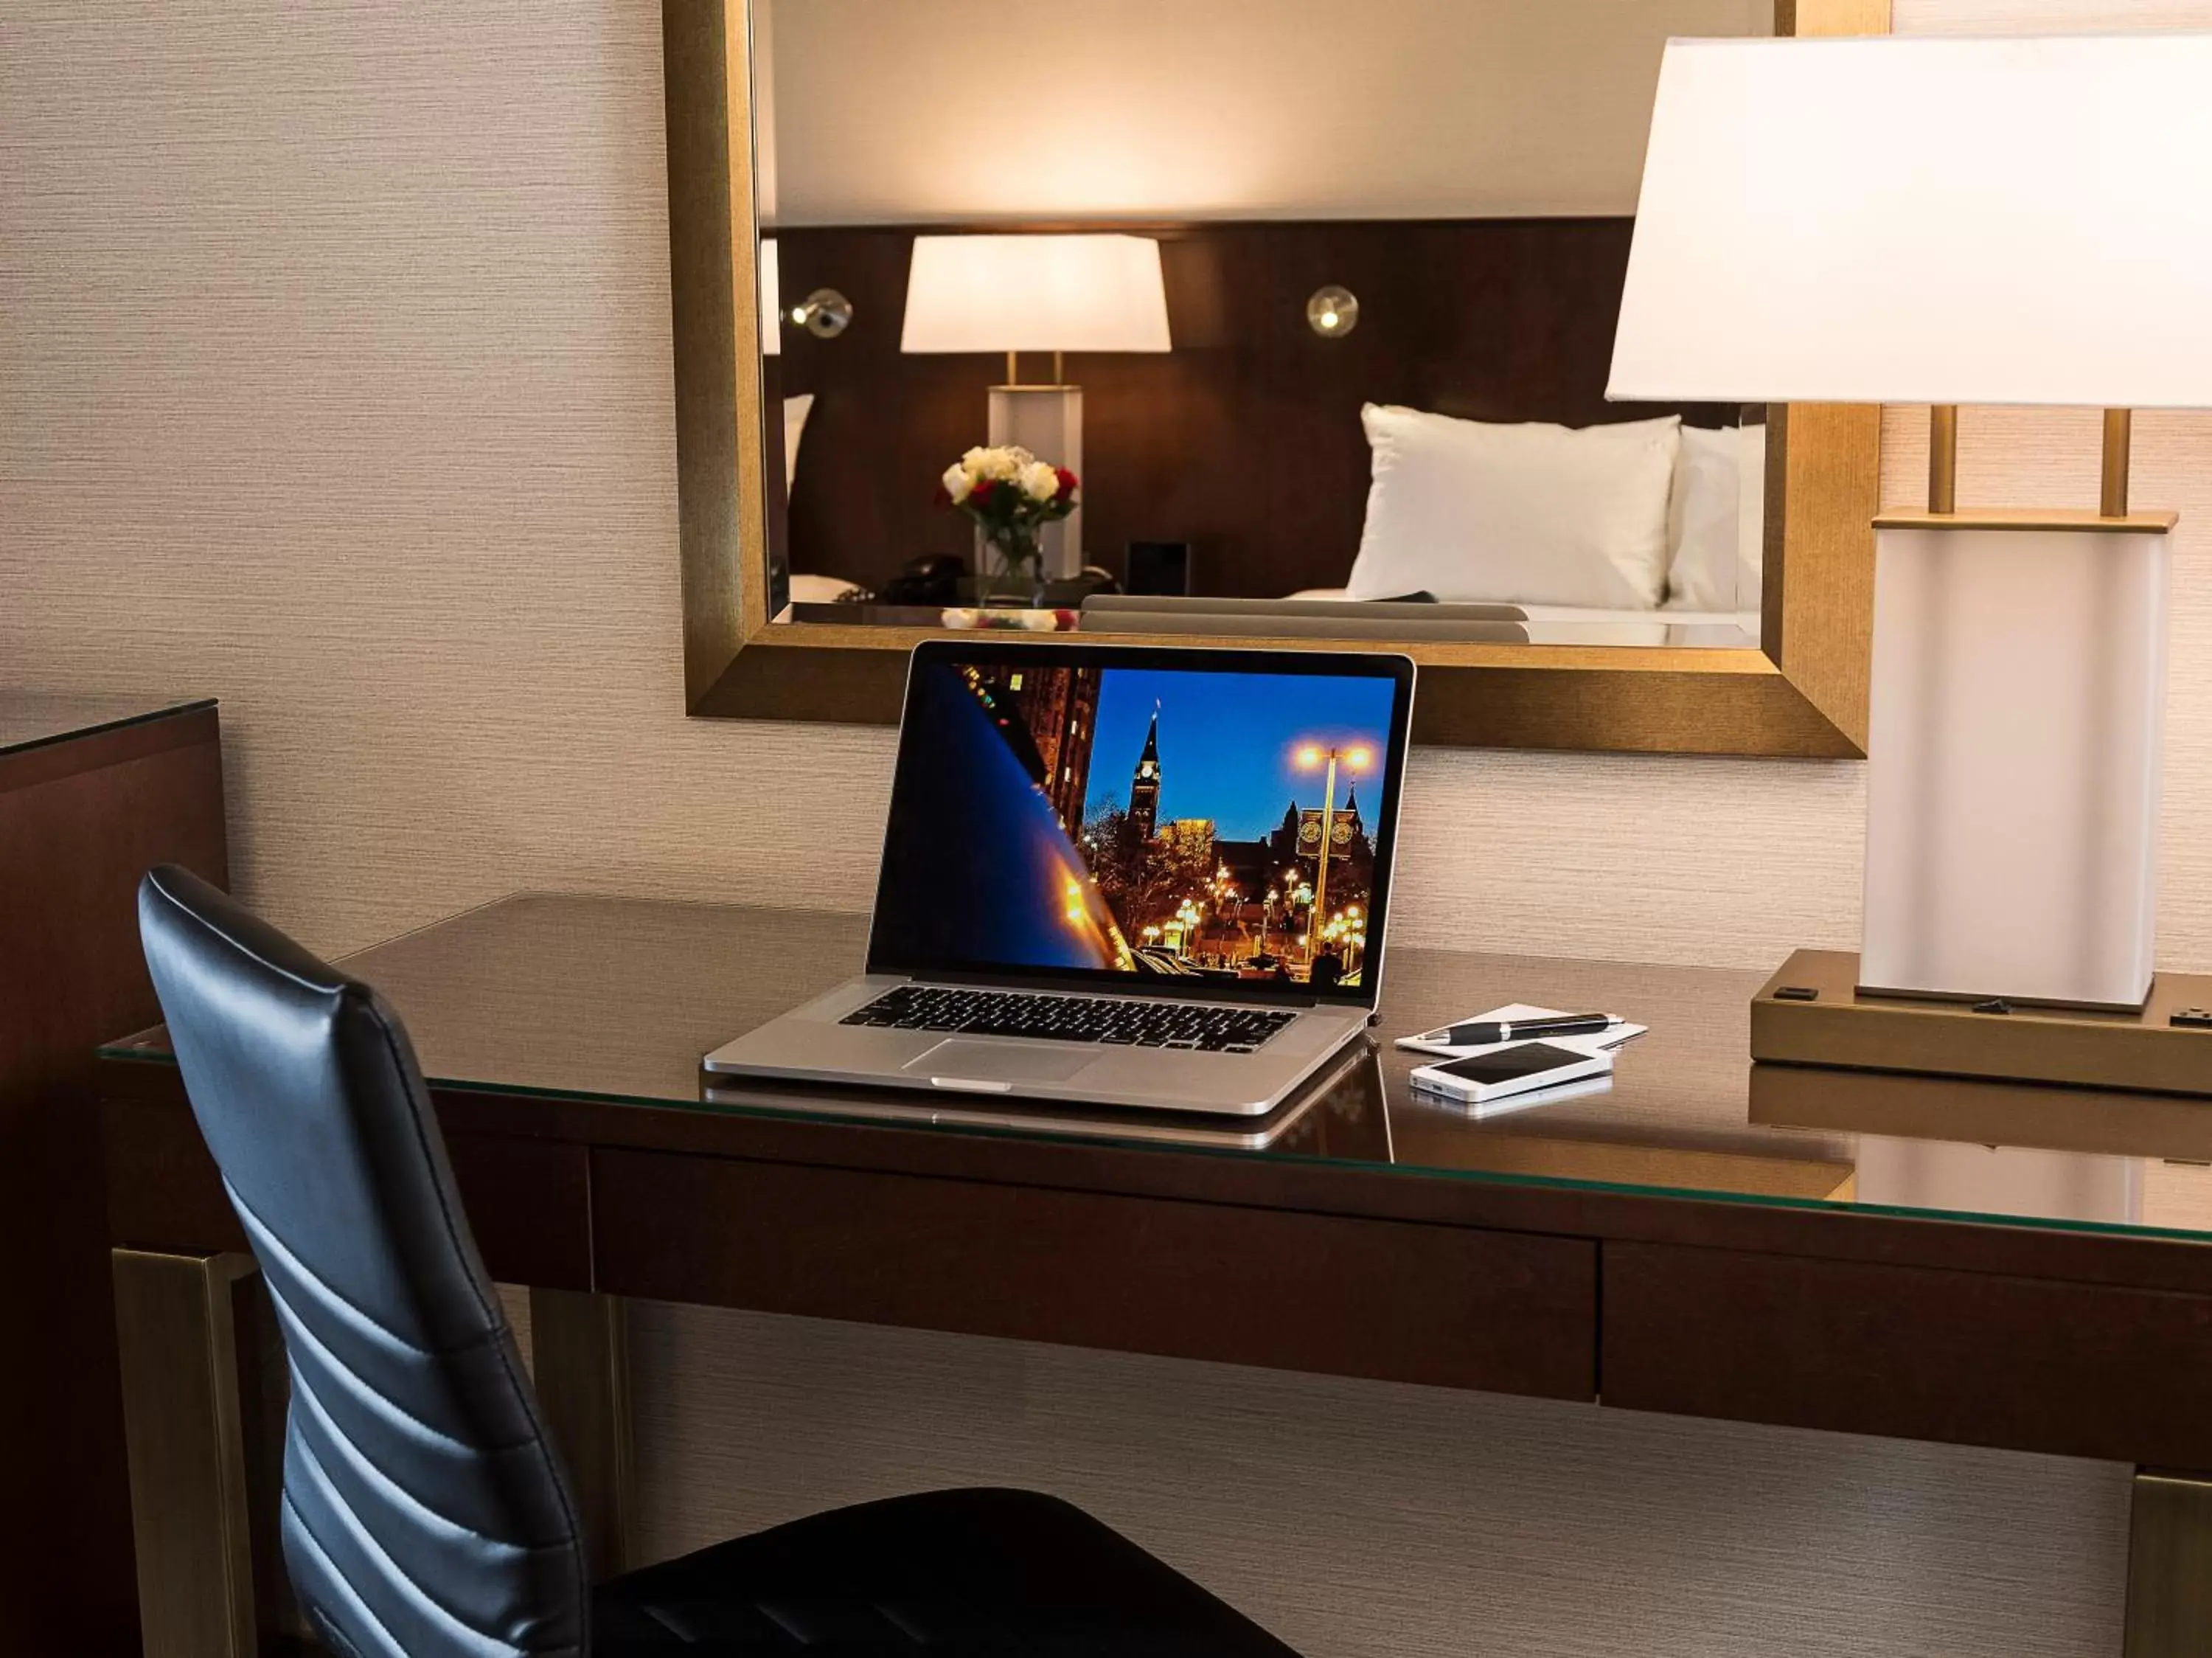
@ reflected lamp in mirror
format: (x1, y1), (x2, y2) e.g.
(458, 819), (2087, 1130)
(759, 237), (781, 355)
(1307, 285), (1360, 339)
(757, 239), (852, 350)
(793, 288), (853, 339)
(901, 234), (1172, 579)
(1611, 32), (2212, 1019)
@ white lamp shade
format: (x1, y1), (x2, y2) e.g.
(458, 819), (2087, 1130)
(1608, 34), (2212, 409)
(900, 234), (1172, 355)
(758, 237), (781, 357)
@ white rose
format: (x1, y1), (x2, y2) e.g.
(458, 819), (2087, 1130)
(1019, 460), (1061, 502)
(942, 462), (974, 504)
(978, 446), (1025, 482)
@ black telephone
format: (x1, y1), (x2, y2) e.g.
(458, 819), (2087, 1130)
(878, 553), (967, 606)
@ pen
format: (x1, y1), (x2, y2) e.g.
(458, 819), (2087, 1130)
(1433, 1013), (1627, 1047)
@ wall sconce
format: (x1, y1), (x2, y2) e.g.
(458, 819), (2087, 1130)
(790, 288), (853, 339)
(1307, 285), (1360, 339)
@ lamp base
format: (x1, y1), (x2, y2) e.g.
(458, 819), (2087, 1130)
(1751, 949), (2212, 1097)
(986, 384), (1083, 579)
(1750, 1061), (2212, 1165)
(1860, 512), (2174, 1010)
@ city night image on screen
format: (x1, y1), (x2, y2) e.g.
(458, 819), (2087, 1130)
(872, 657), (1399, 991)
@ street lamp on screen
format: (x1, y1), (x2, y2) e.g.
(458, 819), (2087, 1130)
(1293, 741), (1371, 965)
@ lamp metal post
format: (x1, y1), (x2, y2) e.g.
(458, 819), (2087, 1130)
(1294, 742), (1371, 967)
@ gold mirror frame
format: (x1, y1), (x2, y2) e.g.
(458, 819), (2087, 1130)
(664, 0), (1890, 757)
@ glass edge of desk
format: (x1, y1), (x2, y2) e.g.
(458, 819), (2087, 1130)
(93, 1040), (2212, 1251)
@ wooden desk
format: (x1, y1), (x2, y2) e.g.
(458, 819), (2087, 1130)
(97, 895), (2212, 1657)
(0, 695), (226, 1657)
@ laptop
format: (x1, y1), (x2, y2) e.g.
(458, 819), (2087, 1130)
(704, 639), (1416, 1116)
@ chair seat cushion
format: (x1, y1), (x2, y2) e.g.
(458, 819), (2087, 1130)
(591, 1487), (1298, 1655)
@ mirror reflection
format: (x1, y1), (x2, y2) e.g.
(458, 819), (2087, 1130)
(753, 0), (1773, 648)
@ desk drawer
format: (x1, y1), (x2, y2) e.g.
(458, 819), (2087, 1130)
(1602, 1240), (2212, 1466)
(102, 1095), (592, 1290)
(591, 1148), (1596, 1399)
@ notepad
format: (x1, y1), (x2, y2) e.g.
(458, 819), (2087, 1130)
(1393, 1002), (1646, 1062)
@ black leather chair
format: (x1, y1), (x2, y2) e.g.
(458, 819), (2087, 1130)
(137, 865), (1301, 1657)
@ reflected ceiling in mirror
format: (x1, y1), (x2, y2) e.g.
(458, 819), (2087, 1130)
(749, 0), (1778, 650)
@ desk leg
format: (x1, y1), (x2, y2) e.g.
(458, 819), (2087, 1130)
(2125, 1469), (2212, 1657)
(112, 1249), (260, 1658)
(529, 1288), (636, 1579)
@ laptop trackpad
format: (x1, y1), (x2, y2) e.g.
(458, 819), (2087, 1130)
(905, 1038), (1098, 1088)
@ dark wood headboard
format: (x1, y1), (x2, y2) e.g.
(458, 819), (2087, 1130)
(768, 218), (1733, 599)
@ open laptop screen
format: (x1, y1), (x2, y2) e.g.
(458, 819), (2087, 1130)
(868, 641), (1414, 1006)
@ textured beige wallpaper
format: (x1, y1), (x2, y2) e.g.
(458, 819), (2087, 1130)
(0, 3), (2185, 1652)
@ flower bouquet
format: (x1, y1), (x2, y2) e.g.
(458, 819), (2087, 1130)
(936, 445), (1079, 606)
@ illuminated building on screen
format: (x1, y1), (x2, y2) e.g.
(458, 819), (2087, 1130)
(961, 663), (1100, 833)
(1127, 710), (1163, 838)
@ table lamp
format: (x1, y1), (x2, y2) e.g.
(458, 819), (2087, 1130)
(902, 234), (1173, 577)
(1610, 33), (2212, 1036)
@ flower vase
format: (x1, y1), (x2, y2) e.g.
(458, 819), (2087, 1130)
(939, 445), (1079, 608)
(979, 531), (1046, 608)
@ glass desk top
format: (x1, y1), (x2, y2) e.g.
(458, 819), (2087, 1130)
(0, 692), (215, 756)
(101, 892), (2212, 1245)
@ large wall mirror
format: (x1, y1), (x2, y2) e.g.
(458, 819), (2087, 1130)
(666, 0), (1887, 754)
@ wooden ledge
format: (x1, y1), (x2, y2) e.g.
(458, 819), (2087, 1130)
(1874, 507), (2180, 535)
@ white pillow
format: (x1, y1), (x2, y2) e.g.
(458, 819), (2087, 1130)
(1663, 424), (1742, 611)
(782, 392), (815, 493)
(1346, 406), (1681, 608)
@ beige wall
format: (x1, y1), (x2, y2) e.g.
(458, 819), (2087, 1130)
(3, 3), (2198, 1652)
(762, 0), (1769, 225)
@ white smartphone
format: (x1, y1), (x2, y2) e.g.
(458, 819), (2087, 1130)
(1406, 1040), (1613, 1106)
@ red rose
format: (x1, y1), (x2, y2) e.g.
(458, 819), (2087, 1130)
(1054, 467), (1079, 499)
(970, 479), (998, 506)
(932, 482), (952, 507)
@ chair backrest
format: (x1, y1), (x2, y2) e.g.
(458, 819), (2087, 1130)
(137, 866), (587, 1658)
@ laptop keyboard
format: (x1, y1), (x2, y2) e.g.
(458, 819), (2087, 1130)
(841, 985), (1298, 1054)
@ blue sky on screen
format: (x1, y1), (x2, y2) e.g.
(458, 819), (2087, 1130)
(1085, 667), (1395, 840)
